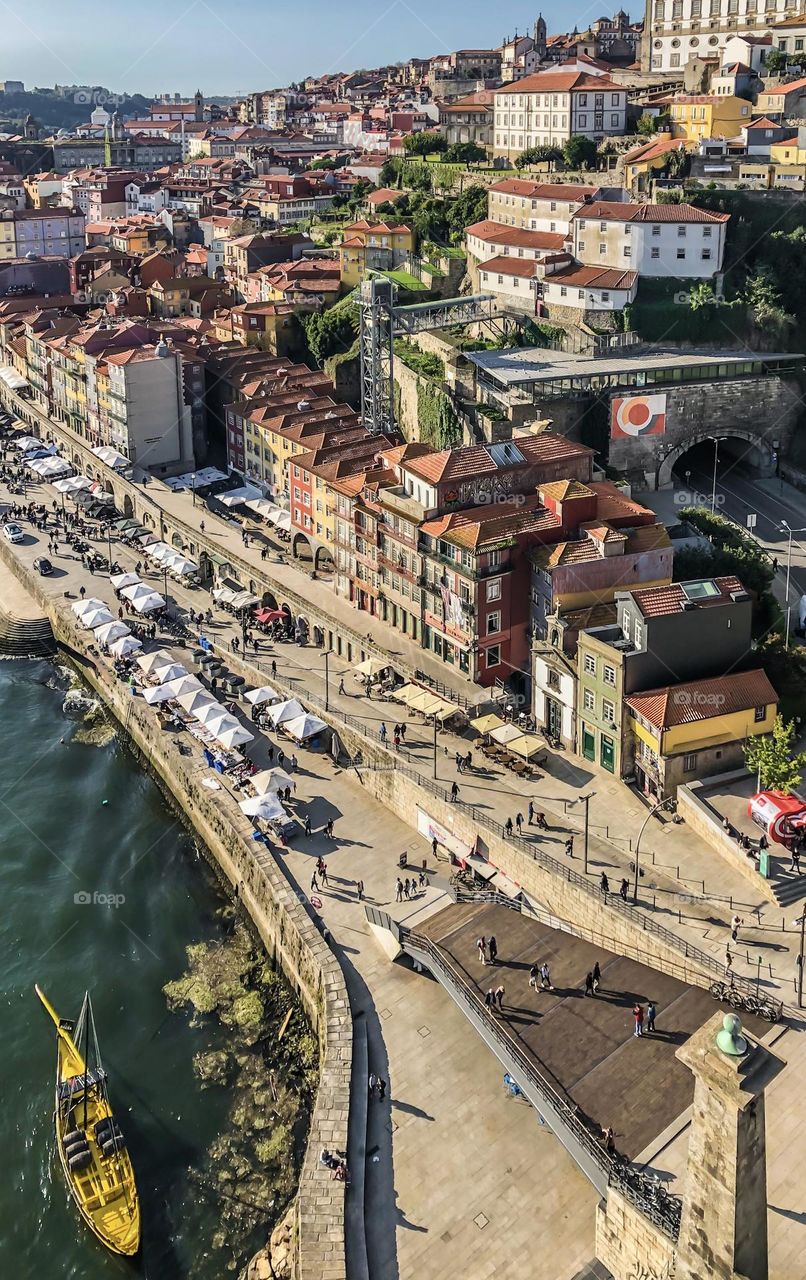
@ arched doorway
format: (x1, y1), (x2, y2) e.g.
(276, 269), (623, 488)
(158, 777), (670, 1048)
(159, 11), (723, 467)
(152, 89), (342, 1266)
(261, 589), (278, 610)
(314, 545), (334, 573)
(122, 493), (134, 518)
(292, 531), (313, 564)
(658, 430), (776, 491)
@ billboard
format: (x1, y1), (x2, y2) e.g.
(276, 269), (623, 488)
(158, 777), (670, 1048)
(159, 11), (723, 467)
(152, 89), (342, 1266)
(611, 393), (667, 439)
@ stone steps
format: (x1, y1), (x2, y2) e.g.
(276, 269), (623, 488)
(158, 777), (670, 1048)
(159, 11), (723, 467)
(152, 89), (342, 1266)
(0, 609), (55, 658)
(769, 871), (806, 910)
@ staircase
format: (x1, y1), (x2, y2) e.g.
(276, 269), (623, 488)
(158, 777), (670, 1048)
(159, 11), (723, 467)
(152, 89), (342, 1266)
(0, 607), (55, 658)
(768, 866), (806, 909)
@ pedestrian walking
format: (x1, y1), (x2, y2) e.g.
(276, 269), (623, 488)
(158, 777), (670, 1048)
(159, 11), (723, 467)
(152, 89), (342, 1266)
(790, 847), (802, 874)
(271, 660), (277, 679)
(505, 817), (513, 836)
(395, 878), (403, 902)
(592, 961), (601, 993)
(379, 722), (387, 743)
(79, 585), (86, 600)
(633, 1004), (644, 1038)
(267, 744), (274, 764)
(432, 836), (438, 859)
(488, 935), (498, 965)
(418, 869), (427, 888)
(494, 984), (505, 1010)
(725, 946), (733, 975)
(584, 971), (594, 997)
(304, 815), (312, 837)
(646, 1001), (656, 1034)
(450, 781), (459, 803)
(320, 862), (328, 885)
(600, 873), (609, 895)
(528, 800), (534, 825)
(730, 913), (742, 943)
(290, 754), (298, 773)
(529, 963), (539, 990)
(403, 877), (411, 899)
(539, 962), (553, 991)
(310, 873), (318, 892)
(484, 989), (495, 1010)
(620, 878), (629, 902)
(338, 678), (345, 696)
(393, 730), (400, 751)
(399, 723), (406, 742)
(357, 880), (364, 901)
(564, 837), (574, 858)
(515, 812), (523, 835)
(277, 749), (284, 767)
(477, 936), (488, 965)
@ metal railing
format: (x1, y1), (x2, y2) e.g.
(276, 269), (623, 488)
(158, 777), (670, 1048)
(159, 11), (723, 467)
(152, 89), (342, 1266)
(401, 928), (682, 1241)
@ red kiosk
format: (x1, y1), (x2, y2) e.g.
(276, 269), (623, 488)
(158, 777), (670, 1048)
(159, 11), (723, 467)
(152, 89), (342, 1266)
(748, 791), (806, 848)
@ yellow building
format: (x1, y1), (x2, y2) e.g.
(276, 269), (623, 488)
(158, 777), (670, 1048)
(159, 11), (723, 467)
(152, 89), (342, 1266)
(622, 136), (690, 195)
(665, 94), (751, 143)
(214, 302), (299, 356)
(769, 139), (806, 191)
(339, 220), (415, 289)
(625, 669), (777, 799)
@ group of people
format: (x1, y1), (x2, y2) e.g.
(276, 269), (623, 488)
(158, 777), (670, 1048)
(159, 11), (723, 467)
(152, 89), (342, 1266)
(395, 871), (427, 901)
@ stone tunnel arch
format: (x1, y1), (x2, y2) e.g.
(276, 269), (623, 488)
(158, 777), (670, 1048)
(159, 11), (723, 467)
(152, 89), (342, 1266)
(656, 430), (776, 490)
(292, 530), (314, 563)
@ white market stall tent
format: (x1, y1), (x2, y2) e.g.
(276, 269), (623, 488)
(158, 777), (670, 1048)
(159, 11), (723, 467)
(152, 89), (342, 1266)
(283, 713), (327, 742)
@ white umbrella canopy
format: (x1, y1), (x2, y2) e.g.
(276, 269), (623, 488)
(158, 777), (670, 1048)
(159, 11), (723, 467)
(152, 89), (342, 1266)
(168, 557), (198, 577)
(159, 675), (205, 700)
(152, 661), (188, 685)
(251, 767), (294, 795)
(82, 607), (115, 630)
(195, 701), (230, 728)
(283, 712), (327, 742)
(354, 657), (387, 679)
(121, 582), (154, 603)
(142, 683), (177, 705)
(244, 686), (280, 706)
(109, 634), (142, 658)
(490, 723), (526, 746)
(148, 542), (175, 564)
(71, 597), (107, 619)
(175, 688), (216, 715)
(110, 572), (141, 590)
(136, 649), (174, 676)
(215, 723), (254, 749)
(132, 591), (165, 614)
(267, 698), (305, 727)
(239, 794), (285, 820)
(94, 620), (131, 646)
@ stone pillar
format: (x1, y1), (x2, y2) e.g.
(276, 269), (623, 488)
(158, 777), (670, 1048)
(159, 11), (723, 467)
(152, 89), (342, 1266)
(675, 1012), (785, 1280)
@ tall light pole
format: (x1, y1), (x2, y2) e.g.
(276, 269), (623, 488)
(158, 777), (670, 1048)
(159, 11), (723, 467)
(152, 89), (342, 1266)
(570, 790), (596, 876)
(191, 471), (197, 507)
(433, 716), (438, 780)
(324, 648), (333, 712)
(779, 521), (806, 649)
(710, 437), (719, 514)
(633, 795), (674, 904)
(795, 910), (806, 1009)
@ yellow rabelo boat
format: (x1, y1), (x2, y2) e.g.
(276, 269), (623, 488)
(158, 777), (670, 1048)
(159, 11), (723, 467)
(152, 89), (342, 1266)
(35, 985), (140, 1257)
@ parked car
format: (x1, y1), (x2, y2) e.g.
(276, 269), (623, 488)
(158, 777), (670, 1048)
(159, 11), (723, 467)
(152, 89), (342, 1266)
(33, 557), (53, 576)
(3, 523), (24, 543)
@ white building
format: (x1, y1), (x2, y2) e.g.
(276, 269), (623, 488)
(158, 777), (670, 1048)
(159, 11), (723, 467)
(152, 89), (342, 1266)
(89, 340), (195, 470)
(645, 0), (785, 72)
(465, 219), (568, 264)
(487, 179), (609, 233)
(492, 70), (628, 161)
(571, 201), (729, 278)
(476, 252), (637, 316)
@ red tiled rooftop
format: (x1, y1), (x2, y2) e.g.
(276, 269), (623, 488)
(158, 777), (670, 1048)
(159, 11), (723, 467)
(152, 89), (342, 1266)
(625, 669), (778, 730)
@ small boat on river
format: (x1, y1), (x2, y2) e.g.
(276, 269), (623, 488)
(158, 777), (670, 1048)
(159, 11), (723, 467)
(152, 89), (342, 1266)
(35, 985), (140, 1257)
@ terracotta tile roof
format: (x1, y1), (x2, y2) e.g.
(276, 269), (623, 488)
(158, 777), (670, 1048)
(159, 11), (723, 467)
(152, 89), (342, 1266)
(440, 90), (495, 111)
(588, 481), (656, 525)
(493, 70), (621, 94)
(421, 495), (560, 550)
(549, 263), (637, 290)
(466, 220), (567, 251)
(344, 219), (412, 234)
(573, 201), (729, 224)
(747, 116), (787, 129)
(479, 254), (538, 279)
(623, 138), (689, 164)
(401, 432), (591, 485)
(630, 575), (745, 618)
(488, 179), (601, 200)
(540, 479), (595, 501)
(761, 76), (806, 94)
(625, 669), (778, 730)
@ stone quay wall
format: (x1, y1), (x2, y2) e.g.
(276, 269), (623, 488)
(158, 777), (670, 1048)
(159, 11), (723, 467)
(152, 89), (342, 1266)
(0, 539), (351, 1280)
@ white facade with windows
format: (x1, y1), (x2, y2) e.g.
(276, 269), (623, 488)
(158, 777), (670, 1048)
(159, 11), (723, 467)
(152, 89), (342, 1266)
(646, 0), (787, 72)
(571, 202), (728, 277)
(492, 72), (627, 161)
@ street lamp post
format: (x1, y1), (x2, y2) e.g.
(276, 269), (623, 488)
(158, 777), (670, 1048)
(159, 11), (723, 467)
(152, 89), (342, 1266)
(570, 790), (596, 876)
(779, 521), (806, 649)
(191, 472), (197, 507)
(795, 910), (806, 1009)
(324, 648), (333, 712)
(633, 795), (674, 904)
(710, 438), (719, 514)
(433, 716), (438, 781)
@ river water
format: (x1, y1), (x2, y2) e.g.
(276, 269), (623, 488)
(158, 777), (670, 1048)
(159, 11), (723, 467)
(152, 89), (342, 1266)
(0, 659), (280, 1279)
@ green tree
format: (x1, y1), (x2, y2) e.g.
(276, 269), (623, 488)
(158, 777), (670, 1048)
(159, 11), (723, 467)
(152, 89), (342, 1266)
(302, 304), (358, 367)
(754, 634), (806, 721)
(446, 184), (489, 240)
(515, 144), (563, 169)
(563, 134), (598, 170)
(403, 131), (448, 157)
(744, 270), (794, 337)
(379, 158), (401, 186)
(763, 48), (788, 74)
(443, 141), (487, 165)
(744, 715), (806, 793)
(635, 113), (657, 136)
(688, 282), (716, 310)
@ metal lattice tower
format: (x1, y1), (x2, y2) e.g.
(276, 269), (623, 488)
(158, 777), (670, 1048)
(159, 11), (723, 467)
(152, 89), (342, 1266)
(359, 279), (505, 435)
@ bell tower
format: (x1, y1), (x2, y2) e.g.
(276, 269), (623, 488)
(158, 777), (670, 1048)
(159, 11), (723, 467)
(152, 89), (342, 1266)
(533, 13), (547, 60)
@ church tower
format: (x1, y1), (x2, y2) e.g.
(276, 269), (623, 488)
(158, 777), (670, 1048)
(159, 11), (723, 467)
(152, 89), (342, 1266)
(533, 13), (547, 60)
(194, 89), (204, 121)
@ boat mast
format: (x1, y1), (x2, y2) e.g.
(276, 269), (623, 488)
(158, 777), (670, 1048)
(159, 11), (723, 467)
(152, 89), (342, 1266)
(82, 992), (91, 1131)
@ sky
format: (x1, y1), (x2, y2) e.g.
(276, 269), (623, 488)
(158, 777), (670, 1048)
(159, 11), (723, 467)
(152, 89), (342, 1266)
(0, 0), (638, 97)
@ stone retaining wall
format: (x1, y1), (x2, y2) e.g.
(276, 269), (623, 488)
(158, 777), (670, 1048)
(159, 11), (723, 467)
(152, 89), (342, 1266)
(677, 780), (777, 906)
(595, 1187), (676, 1280)
(0, 538), (351, 1280)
